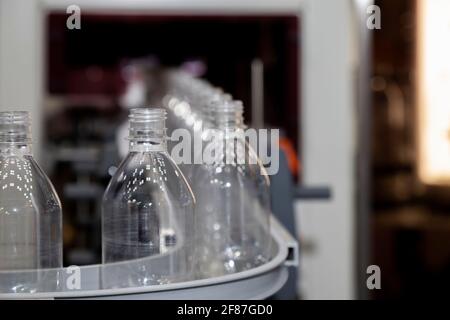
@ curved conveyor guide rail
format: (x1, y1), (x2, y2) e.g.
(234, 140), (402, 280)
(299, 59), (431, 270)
(0, 216), (298, 300)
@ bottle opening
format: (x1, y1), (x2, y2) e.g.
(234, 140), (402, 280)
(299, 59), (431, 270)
(128, 108), (167, 152)
(129, 108), (167, 123)
(210, 101), (245, 129)
(0, 111), (31, 143)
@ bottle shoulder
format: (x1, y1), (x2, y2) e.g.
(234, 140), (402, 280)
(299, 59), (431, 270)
(0, 155), (61, 214)
(103, 152), (194, 204)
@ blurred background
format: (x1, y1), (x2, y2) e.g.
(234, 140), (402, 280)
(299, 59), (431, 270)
(1, 0), (450, 299)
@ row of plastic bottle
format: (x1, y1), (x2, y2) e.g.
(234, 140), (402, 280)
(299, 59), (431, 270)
(0, 72), (271, 290)
(162, 71), (271, 277)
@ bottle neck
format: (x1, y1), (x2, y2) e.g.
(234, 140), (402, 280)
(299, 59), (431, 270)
(210, 101), (245, 131)
(0, 112), (33, 156)
(0, 143), (32, 156)
(202, 93), (232, 130)
(128, 108), (167, 153)
(129, 139), (167, 153)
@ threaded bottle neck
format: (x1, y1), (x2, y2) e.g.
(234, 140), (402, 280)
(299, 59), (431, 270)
(202, 93), (232, 127)
(210, 100), (245, 130)
(0, 111), (32, 155)
(128, 108), (167, 152)
(0, 111), (31, 143)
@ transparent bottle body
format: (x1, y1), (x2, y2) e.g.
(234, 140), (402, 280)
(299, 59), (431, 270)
(193, 134), (271, 278)
(164, 75), (272, 278)
(0, 144), (63, 293)
(102, 148), (195, 286)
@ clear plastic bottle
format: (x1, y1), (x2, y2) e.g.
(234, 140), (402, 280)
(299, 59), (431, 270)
(193, 101), (271, 278)
(0, 111), (63, 272)
(102, 108), (195, 285)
